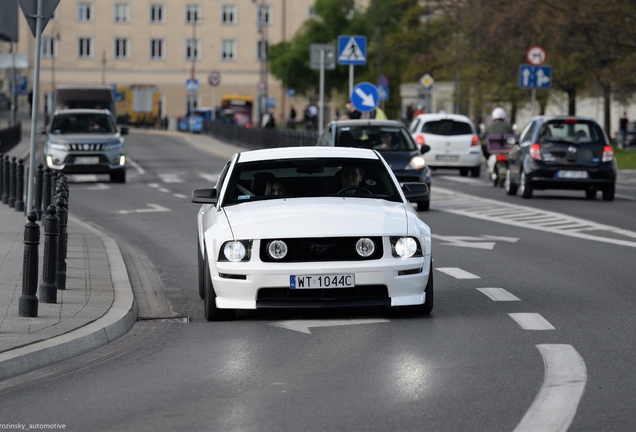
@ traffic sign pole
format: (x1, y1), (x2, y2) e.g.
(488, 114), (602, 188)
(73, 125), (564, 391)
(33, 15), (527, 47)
(349, 65), (353, 100)
(319, 48), (325, 135)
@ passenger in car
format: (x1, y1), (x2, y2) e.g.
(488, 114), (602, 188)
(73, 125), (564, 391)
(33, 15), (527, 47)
(264, 179), (287, 196)
(375, 132), (395, 150)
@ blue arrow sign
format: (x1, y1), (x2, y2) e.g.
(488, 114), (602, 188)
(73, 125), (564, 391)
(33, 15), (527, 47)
(338, 36), (367, 65)
(351, 82), (379, 112)
(519, 64), (552, 89)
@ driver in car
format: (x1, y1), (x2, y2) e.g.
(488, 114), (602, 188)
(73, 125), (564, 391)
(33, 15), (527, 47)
(340, 166), (365, 193)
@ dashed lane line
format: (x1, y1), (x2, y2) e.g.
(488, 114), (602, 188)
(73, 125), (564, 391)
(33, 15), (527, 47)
(476, 288), (521, 301)
(509, 313), (555, 331)
(435, 267), (480, 279)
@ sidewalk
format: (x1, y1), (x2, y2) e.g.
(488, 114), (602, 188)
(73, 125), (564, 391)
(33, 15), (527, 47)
(0, 115), (136, 382)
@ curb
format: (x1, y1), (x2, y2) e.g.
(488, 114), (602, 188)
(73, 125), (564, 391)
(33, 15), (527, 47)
(0, 216), (136, 382)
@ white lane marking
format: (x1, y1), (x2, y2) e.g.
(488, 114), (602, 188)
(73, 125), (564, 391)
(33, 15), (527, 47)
(270, 318), (390, 334)
(127, 157), (145, 175)
(70, 174), (100, 183)
(199, 173), (220, 183)
(615, 193), (636, 201)
(436, 267), (480, 279)
(148, 183), (160, 188)
(514, 344), (587, 432)
(158, 173), (184, 183)
(432, 234), (495, 250)
(118, 203), (171, 215)
(509, 313), (555, 330)
(477, 288), (520, 301)
(173, 193), (188, 199)
(436, 175), (484, 185)
(158, 188), (170, 193)
(432, 186), (636, 247)
(85, 183), (111, 191)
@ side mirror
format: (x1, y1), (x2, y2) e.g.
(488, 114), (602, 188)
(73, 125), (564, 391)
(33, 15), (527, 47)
(191, 188), (218, 204)
(401, 182), (429, 200)
(120, 126), (129, 135)
(420, 144), (431, 154)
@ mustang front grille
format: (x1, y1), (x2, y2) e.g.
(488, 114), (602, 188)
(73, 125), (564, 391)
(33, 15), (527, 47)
(259, 237), (383, 262)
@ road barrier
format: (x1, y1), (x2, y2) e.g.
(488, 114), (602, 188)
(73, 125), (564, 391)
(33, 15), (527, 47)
(15, 159), (24, 212)
(1, 155), (8, 204)
(39, 205), (60, 304)
(33, 164), (44, 219)
(202, 120), (319, 149)
(18, 212), (41, 317)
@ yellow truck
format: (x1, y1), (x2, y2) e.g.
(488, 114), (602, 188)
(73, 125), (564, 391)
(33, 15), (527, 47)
(114, 84), (160, 126)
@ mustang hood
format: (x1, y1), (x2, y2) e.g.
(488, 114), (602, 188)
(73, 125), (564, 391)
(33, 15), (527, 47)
(223, 198), (408, 239)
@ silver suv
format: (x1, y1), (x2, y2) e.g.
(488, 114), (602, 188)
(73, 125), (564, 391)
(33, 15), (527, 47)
(43, 109), (128, 183)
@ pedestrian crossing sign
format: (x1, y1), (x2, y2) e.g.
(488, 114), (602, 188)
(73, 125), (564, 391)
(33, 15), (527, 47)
(338, 36), (367, 65)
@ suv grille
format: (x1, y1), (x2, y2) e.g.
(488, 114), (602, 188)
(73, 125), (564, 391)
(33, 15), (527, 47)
(68, 143), (107, 151)
(260, 237), (383, 262)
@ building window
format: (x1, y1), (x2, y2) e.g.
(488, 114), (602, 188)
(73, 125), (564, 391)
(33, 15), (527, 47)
(150, 39), (164, 60)
(150, 4), (164, 23)
(221, 5), (236, 24)
(186, 4), (201, 24)
(257, 39), (268, 61)
(78, 37), (92, 58)
(41, 36), (58, 58)
(114, 3), (130, 23)
(78, 2), (93, 22)
(186, 38), (200, 61)
(114, 38), (129, 59)
(221, 39), (236, 61)
(307, 7), (319, 19)
(257, 4), (272, 26)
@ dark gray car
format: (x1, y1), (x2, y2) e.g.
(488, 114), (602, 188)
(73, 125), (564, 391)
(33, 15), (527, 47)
(317, 120), (431, 211)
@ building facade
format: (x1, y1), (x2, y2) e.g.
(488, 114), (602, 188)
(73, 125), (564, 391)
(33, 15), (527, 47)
(10, 0), (324, 123)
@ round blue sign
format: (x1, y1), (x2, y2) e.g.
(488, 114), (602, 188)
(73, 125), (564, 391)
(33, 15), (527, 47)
(351, 82), (379, 113)
(287, 88), (296, 97)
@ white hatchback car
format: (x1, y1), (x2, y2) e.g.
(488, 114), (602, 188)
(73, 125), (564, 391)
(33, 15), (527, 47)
(409, 113), (482, 177)
(192, 146), (433, 321)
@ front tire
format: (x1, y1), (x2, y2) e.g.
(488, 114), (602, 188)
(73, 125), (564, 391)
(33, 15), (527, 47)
(110, 169), (126, 183)
(470, 166), (481, 177)
(602, 185), (615, 201)
(402, 260), (434, 316)
(197, 240), (205, 299)
(203, 253), (235, 321)
(417, 200), (430, 211)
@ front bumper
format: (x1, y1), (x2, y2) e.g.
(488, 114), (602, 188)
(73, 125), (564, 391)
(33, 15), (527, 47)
(210, 247), (431, 310)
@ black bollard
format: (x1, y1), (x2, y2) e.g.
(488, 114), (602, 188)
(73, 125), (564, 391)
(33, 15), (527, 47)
(33, 164), (44, 219)
(15, 159), (24, 212)
(19, 212), (41, 317)
(39, 205), (59, 304)
(55, 197), (68, 291)
(0, 153), (3, 195)
(8, 156), (16, 207)
(2, 155), (9, 204)
(42, 168), (52, 214)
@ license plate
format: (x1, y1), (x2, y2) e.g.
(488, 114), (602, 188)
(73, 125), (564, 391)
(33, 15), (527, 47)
(290, 274), (355, 289)
(74, 156), (99, 165)
(436, 155), (459, 162)
(557, 170), (588, 179)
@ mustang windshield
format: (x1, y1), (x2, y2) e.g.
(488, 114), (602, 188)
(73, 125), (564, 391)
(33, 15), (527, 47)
(222, 157), (402, 206)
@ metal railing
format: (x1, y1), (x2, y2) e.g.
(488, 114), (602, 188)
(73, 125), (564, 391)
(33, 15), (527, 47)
(201, 120), (319, 150)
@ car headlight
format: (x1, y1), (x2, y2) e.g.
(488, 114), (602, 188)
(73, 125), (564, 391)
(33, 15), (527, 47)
(220, 240), (252, 262)
(406, 156), (426, 170)
(391, 237), (422, 258)
(104, 141), (123, 151)
(267, 240), (288, 260)
(48, 141), (67, 150)
(355, 238), (375, 257)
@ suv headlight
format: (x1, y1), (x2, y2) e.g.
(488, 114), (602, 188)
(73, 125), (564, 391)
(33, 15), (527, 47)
(104, 140), (124, 151)
(47, 141), (67, 150)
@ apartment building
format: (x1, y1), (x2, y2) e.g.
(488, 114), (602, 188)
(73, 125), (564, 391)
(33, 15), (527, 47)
(9, 1), (326, 122)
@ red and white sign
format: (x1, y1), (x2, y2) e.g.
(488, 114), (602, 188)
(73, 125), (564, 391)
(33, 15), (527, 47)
(208, 71), (221, 86)
(526, 46), (547, 66)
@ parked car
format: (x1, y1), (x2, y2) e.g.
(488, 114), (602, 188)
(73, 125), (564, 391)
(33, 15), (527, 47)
(192, 146), (433, 321)
(409, 113), (482, 177)
(178, 107), (236, 133)
(621, 121), (636, 148)
(505, 116), (617, 200)
(317, 119), (431, 211)
(42, 109), (128, 183)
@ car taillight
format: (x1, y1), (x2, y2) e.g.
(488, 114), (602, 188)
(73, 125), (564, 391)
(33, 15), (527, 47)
(602, 145), (614, 162)
(471, 135), (480, 147)
(245, 123), (252, 128)
(529, 143), (542, 161)
(564, 118), (578, 124)
(415, 134), (426, 145)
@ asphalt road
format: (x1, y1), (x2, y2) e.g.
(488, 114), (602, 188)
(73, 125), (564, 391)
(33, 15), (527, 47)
(1, 132), (635, 431)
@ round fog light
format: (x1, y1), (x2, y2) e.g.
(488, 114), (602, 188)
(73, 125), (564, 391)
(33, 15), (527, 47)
(268, 240), (288, 260)
(356, 238), (375, 257)
(224, 241), (246, 262)
(395, 237), (417, 258)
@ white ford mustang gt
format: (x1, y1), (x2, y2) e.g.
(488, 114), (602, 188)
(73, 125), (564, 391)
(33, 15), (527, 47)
(192, 146), (433, 321)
